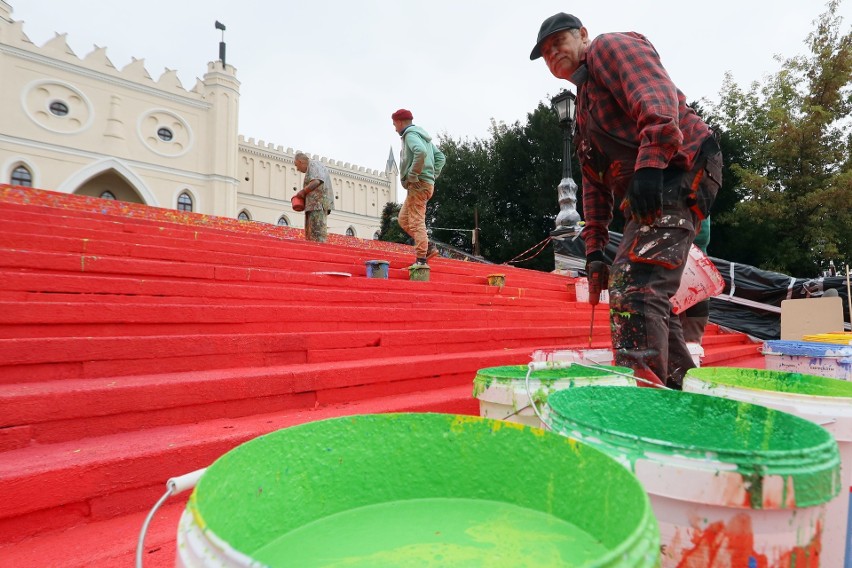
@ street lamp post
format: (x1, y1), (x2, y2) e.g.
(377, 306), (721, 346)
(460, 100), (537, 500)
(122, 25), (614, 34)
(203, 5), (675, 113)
(550, 90), (581, 234)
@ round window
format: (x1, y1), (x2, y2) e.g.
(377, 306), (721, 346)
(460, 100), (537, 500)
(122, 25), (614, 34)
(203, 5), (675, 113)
(157, 127), (174, 142)
(49, 101), (69, 117)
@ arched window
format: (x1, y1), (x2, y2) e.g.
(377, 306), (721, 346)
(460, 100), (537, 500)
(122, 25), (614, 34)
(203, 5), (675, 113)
(237, 210), (251, 221)
(177, 192), (193, 212)
(277, 215), (290, 227)
(346, 226), (356, 237)
(373, 231), (380, 240)
(10, 165), (33, 187)
(99, 190), (116, 200)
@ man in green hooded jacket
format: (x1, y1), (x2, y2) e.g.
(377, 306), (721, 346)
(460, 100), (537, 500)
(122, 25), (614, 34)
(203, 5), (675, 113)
(392, 108), (446, 266)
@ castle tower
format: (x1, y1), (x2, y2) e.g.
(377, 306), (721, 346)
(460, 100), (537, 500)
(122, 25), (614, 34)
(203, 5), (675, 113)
(201, 60), (241, 218)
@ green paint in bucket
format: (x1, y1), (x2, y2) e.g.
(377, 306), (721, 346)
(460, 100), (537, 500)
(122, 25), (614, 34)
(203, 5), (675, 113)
(178, 413), (659, 567)
(473, 364), (635, 428)
(685, 366), (852, 398)
(545, 386), (841, 567)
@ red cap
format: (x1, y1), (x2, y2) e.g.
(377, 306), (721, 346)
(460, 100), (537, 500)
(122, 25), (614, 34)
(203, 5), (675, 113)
(391, 108), (413, 121)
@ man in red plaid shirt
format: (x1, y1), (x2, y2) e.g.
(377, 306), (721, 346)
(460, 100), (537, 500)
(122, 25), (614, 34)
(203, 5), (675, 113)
(531, 13), (722, 389)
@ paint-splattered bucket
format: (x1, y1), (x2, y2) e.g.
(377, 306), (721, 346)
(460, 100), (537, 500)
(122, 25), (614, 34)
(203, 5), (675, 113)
(685, 367), (852, 567)
(176, 413), (660, 567)
(532, 347), (615, 366)
(545, 386), (841, 568)
(408, 264), (430, 282)
(762, 340), (852, 381)
(473, 364), (635, 428)
(486, 273), (505, 287)
(686, 342), (704, 367)
(364, 259), (390, 279)
(670, 244), (725, 315)
(575, 277), (610, 304)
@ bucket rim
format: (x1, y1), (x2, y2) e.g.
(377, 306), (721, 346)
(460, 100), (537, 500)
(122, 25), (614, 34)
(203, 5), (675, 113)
(686, 366), (852, 402)
(186, 412), (660, 566)
(544, 386), (841, 497)
(474, 364), (635, 383)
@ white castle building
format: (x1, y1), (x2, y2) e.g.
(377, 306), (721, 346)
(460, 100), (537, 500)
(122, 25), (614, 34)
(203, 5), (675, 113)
(0, 1), (398, 239)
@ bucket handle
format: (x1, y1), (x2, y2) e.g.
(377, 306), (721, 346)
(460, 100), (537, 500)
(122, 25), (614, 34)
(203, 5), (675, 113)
(135, 468), (206, 568)
(525, 360), (670, 429)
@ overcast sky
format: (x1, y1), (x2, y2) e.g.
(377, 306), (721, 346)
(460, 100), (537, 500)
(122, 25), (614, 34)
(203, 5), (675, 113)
(9, 1), (850, 182)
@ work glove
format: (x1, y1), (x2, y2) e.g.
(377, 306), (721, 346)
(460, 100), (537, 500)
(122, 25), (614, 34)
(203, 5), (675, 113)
(585, 250), (609, 306)
(628, 167), (664, 225)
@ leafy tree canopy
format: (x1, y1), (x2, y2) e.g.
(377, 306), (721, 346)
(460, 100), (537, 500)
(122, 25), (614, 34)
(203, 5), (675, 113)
(426, 103), (567, 271)
(706, 0), (851, 276)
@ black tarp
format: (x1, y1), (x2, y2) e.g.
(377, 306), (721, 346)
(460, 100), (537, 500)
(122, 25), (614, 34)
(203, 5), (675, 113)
(554, 231), (850, 340)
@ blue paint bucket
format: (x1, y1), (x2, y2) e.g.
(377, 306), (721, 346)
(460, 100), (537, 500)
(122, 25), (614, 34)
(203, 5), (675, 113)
(364, 260), (389, 279)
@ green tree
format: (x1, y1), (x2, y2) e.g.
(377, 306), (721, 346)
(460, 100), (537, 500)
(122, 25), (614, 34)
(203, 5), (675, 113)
(429, 102), (565, 271)
(708, 0), (852, 275)
(377, 201), (408, 244)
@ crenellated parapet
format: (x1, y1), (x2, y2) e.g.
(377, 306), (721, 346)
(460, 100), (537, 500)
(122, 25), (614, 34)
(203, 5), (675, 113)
(0, 12), (214, 101)
(237, 135), (389, 181)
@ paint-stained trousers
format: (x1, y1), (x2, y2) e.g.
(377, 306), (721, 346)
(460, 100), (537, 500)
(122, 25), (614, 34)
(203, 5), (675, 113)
(609, 137), (722, 389)
(397, 182), (434, 259)
(305, 209), (328, 243)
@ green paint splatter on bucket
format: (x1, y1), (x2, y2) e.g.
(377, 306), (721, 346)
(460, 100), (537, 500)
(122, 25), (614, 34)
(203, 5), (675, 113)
(186, 413), (659, 567)
(686, 366), (852, 399)
(472, 364), (634, 399)
(546, 386), (841, 509)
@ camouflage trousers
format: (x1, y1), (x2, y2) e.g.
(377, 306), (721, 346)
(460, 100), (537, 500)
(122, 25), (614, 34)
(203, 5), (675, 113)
(305, 210), (328, 243)
(398, 182), (433, 258)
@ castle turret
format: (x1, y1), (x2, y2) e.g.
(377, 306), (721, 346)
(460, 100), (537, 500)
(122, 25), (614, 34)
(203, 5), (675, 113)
(202, 60), (240, 217)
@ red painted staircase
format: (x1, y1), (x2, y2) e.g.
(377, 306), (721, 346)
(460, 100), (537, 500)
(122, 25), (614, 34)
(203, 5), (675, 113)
(0, 185), (763, 566)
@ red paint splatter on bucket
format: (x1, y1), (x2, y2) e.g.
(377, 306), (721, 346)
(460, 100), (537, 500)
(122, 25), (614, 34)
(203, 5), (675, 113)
(676, 514), (821, 568)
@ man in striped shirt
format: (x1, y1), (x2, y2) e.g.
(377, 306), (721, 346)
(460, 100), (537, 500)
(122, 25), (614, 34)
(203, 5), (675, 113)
(531, 13), (722, 389)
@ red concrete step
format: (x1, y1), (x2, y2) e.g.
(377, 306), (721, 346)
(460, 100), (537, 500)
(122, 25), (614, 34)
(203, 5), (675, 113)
(0, 498), (186, 568)
(0, 381), (488, 544)
(0, 268), (571, 310)
(0, 247), (572, 301)
(0, 301), (579, 339)
(0, 347), (548, 448)
(0, 326), (588, 383)
(0, 201), (570, 291)
(701, 341), (763, 366)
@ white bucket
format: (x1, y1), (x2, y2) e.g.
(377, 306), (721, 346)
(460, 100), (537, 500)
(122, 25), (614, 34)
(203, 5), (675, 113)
(684, 367), (852, 567)
(545, 386), (842, 568)
(574, 277), (610, 304)
(670, 245), (725, 315)
(686, 342), (704, 367)
(473, 362), (634, 429)
(531, 347), (615, 366)
(763, 340), (852, 381)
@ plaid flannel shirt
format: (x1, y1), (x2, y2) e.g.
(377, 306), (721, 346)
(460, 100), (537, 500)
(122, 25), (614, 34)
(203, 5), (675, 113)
(572, 32), (711, 254)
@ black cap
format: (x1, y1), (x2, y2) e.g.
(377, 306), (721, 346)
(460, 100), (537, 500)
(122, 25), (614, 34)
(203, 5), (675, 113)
(530, 13), (583, 60)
